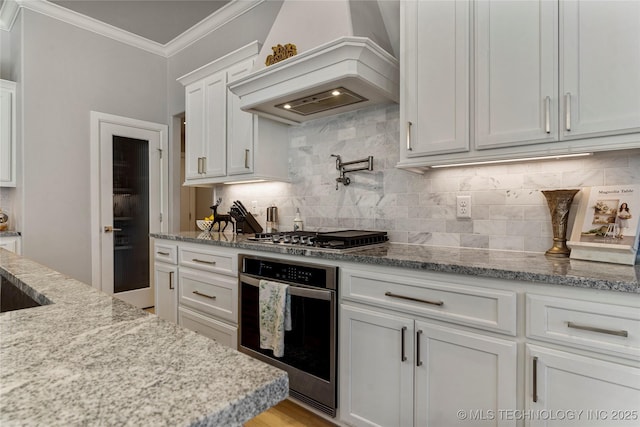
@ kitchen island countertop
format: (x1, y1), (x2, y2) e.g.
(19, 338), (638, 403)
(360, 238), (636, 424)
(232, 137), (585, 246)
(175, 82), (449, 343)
(0, 250), (288, 426)
(152, 231), (640, 294)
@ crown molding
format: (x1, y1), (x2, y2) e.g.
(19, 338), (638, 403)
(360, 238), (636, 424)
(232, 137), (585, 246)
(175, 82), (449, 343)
(2, 0), (266, 57)
(164, 0), (265, 57)
(0, 0), (20, 31)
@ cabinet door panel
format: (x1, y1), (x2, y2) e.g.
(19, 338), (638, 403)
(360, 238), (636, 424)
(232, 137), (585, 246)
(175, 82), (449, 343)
(202, 72), (226, 178)
(561, 1), (640, 139)
(0, 85), (15, 186)
(475, 0), (558, 149)
(154, 262), (178, 323)
(227, 59), (255, 176)
(184, 82), (204, 180)
(415, 321), (517, 427)
(527, 345), (640, 427)
(401, 0), (469, 158)
(340, 304), (414, 427)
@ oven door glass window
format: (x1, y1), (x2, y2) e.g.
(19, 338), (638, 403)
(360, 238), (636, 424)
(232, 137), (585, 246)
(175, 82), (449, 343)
(240, 282), (332, 382)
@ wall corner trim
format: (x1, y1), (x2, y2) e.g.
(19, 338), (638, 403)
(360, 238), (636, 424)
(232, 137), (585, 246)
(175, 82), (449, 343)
(7, 0), (266, 57)
(0, 0), (20, 31)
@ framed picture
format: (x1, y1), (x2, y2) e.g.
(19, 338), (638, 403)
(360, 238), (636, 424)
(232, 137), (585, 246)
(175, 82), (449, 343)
(568, 185), (640, 265)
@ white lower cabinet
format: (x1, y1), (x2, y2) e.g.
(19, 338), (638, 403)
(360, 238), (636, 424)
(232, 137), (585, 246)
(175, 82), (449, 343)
(340, 304), (517, 427)
(176, 244), (238, 349)
(178, 306), (237, 349)
(153, 262), (178, 323)
(0, 235), (21, 254)
(526, 345), (640, 427)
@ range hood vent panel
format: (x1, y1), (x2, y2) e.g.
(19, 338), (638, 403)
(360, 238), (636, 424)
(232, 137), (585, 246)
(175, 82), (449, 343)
(275, 88), (367, 116)
(229, 37), (399, 125)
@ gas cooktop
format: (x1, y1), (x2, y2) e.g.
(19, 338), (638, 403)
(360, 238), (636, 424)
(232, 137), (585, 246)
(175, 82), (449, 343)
(247, 230), (388, 251)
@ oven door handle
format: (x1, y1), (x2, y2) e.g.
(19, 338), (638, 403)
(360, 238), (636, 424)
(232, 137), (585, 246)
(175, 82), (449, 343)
(240, 274), (333, 301)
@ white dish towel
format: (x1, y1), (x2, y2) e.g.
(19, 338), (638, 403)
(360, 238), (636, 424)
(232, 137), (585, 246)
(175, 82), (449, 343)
(258, 279), (292, 358)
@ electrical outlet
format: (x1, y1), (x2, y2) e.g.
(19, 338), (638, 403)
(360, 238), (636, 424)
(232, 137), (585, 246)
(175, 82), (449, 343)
(456, 195), (471, 219)
(251, 200), (258, 214)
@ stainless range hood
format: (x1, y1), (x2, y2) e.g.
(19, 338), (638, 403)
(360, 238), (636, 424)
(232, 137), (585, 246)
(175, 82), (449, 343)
(228, 1), (399, 125)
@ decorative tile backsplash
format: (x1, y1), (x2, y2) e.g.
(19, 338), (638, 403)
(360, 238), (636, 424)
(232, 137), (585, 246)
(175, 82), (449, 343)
(215, 104), (640, 253)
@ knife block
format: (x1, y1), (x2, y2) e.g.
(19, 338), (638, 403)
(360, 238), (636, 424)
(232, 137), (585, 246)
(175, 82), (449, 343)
(235, 212), (263, 234)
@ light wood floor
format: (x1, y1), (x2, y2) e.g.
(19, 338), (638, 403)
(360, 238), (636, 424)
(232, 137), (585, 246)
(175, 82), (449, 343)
(245, 399), (337, 427)
(145, 307), (335, 426)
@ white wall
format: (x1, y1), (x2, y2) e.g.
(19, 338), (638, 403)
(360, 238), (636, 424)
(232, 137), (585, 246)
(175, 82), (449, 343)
(20, 10), (167, 284)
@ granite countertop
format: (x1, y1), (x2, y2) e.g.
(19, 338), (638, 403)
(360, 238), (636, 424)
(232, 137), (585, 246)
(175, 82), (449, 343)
(0, 231), (20, 237)
(151, 231), (640, 294)
(0, 250), (288, 426)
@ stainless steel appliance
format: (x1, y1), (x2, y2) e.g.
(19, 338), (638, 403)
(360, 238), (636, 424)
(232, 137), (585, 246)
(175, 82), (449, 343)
(247, 229), (388, 251)
(238, 254), (338, 417)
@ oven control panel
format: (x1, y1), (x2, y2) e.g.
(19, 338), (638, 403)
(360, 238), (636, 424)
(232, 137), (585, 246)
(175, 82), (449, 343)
(242, 256), (334, 289)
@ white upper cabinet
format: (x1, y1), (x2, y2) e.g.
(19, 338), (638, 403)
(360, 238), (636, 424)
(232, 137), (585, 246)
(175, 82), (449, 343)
(0, 80), (17, 187)
(179, 42), (289, 186)
(475, 0), (558, 149)
(400, 0), (469, 159)
(561, 0), (640, 139)
(226, 59), (255, 176)
(398, 0), (640, 170)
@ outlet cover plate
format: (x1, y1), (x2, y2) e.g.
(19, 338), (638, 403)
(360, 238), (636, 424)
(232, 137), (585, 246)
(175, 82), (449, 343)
(456, 195), (471, 219)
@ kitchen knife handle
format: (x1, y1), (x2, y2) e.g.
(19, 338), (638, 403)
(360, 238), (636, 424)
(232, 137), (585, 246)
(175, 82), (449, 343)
(406, 121), (413, 151)
(401, 326), (407, 362)
(244, 149), (250, 169)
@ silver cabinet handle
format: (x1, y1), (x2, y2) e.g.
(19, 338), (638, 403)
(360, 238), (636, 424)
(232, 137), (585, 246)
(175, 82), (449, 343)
(567, 321), (628, 337)
(169, 271), (174, 290)
(406, 121), (413, 151)
(532, 356), (538, 402)
(401, 326), (407, 362)
(565, 93), (571, 131)
(193, 290), (216, 300)
(192, 258), (216, 265)
(385, 291), (444, 307)
(104, 226), (122, 233)
(544, 96), (551, 134)
(244, 149), (250, 169)
(197, 157), (203, 174)
(416, 330), (423, 367)
(201, 157), (206, 174)
(157, 251), (170, 256)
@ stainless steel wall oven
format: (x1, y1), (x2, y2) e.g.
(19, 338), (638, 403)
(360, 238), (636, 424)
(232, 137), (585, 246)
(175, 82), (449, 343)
(238, 254), (338, 417)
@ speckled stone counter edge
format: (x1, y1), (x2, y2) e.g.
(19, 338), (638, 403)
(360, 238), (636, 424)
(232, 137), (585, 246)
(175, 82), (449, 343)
(0, 250), (289, 426)
(151, 232), (640, 294)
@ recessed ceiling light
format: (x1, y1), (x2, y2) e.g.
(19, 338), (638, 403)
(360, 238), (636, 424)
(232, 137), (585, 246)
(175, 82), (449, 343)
(283, 104), (292, 109)
(331, 90), (341, 96)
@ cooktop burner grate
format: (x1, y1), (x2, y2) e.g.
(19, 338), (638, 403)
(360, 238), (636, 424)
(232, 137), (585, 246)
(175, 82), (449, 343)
(249, 230), (388, 250)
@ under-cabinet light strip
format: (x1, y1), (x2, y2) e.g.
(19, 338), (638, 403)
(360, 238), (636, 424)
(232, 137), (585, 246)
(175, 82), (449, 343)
(429, 153), (593, 169)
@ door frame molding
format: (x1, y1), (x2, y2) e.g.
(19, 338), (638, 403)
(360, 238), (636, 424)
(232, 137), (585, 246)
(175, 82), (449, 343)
(90, 111), (169, 291)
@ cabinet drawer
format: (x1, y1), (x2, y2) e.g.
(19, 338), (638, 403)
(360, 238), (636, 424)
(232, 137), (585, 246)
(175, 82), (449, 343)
(179, 307), (237, 349)
(341, 269), (517, 335)
(527, 294), (640, 359)
(179, 268), (237, 323)
(179, 245), (235, 276)
(154, 243), (177, 264)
